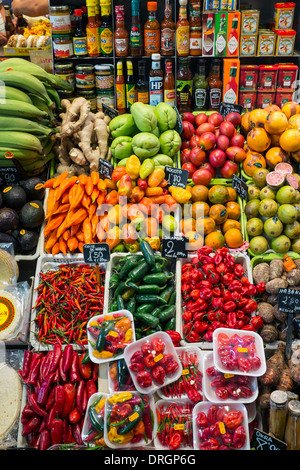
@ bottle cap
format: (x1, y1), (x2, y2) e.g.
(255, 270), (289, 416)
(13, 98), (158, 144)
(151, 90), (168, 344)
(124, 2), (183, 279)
(74, 9), (83, 16)
(151, 53), (161, 60)
(148, 2), (157, 11)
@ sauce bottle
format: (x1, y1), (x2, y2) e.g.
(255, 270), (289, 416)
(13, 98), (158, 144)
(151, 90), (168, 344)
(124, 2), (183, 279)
(176, 0), (190, 57)
(203, 12), (214, 56)
(114, 5), (129, 57)
(4, 6), (15, 39)
(161, 0), (175, 56)
(215, 13), (227, 57)
(81, 6), (88, 31)
(144, 2), (160, 57)
(126, 60), (136, 112)
(193, 58), (208, 110)
(16, 14), (28, 35)
(163, 60), (175, 107)
(73, 9), (88, 57)
(130, 0), (143, 57)
(99, 0), (113, 56)
(136, 60), (149, 104)
(227, 14), (239, 56)
(223, 63), (238, 104)
(86, 5), (100, 57)
(149, 53), (164, 106)
(116, 61), (126, 114)
(208, 59), (223, 111)
(177, 57), (193, 113)
(189, 0), (202, 56)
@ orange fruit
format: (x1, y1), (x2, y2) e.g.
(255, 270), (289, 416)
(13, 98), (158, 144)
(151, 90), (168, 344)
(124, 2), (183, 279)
(247, 127), (271, 153)
(224, 228), (243, 248)
(264, 104), (281, 114)
(279, 128), (300, 153)
(227, 187), (237, 201)
(249, 108), (268, 128)
(185, 231), (204, 251)
(225, 201), (241, 220)
(264, 111), (288, 135)
(205, 231), (225, 250)
(209, 204), (228, 224)
(281, 101), (300, 119)
(192, 201), (210, 219)
(242, 151), (266, 177)
(222, 219), (241, 233)
(270, 133), (281, 147)
(179, 217), (196, 234)
(190, 185), (209, 202)
(196, 217), (216, 235)
(265, 146), (288, 169)
(241, 111), (251, 135)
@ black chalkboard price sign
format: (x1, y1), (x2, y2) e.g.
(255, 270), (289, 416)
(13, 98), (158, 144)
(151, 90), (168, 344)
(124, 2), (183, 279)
(162, 236), (188, 259)
(250, 429), (287, 451)
(165, 166), (189, 189)
(83, 243), (110, 264)
(232, 174), (248, 201)
(219, 102), (243, 118)
(98, 158), (113, 179)
(102, 103), (119, 119)
(278, 288), (300, 314)
(0, 167), (20, 189)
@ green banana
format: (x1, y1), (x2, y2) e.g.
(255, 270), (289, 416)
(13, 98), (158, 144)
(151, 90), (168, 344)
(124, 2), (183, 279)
(0, 116), (53, 136)
(0, 148), (42, 162)
(0, 70), (52, 107)
(0, 85), (32, 104)
(44, 84), (62, 111)
(28, 93), (56, 122)
(0, 99), (47, 119)
(0, 58), (74, 91)
(0, 131), (44, 153)
(22, 152), (55, 171)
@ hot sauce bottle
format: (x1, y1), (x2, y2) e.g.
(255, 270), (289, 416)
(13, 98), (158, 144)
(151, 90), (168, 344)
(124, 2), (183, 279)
(149, 53), (164, 106)
(126, 60), (137, 112)
(130, 0), (143, 56)
(189, 0), (202, 56)
(144, 2), (160, 57)
(163, 60), (175, 107)
(136, 60), (149, 104)
(116, 61), (126, 114)
(177, 57), (193, 113)
(86, 5), (100, 57)
(208, 59), (223, 111)
(161, 0), (175, 56)
(176, 0), (190, 57)
(114, 5), (129, 57)
(227, 14), (239, 56)
(73, 9), (88, 57)
(99, 0), (113, 57)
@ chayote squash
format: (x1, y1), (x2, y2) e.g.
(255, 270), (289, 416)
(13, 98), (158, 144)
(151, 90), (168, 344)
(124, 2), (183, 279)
(111, 136), (133, 160)
(154, 102), (177, 132)
(159, 130), (182, 157)
(132, 132), (160, 159)
(109, 114), (138, 138)
(130, 102), (157, 132)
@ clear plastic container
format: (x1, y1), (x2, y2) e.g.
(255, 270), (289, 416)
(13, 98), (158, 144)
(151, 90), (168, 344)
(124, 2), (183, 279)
(203, 352), (258, 404)
(107, 358), (136, 393)
(81, 392), (108, 446)
(124, 331), (182, 394)
(104, 391), (155, 448)
(212, 328), (266, 377)
(193, 401), (250, 450)
(157, 346), (204, 402)
(154, 398), (194, 450)
(87, 310), (135, 364)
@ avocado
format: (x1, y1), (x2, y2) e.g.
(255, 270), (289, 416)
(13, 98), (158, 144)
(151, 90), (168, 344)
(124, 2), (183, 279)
(0, 231), (18, 250)
(19, 200), (44, 228)
(2, 185), (27, 211)
(17, 229), (39, 252)
(20, 177), (45, 201)
(0, 208), (19, 232)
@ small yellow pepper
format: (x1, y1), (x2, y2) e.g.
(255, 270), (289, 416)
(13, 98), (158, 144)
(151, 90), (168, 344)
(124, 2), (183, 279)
(169, 186), (192, 203)
(126, 155), (141, 180)
(92, 350), (114, 359)
(125, 328), (133, 342)
(145, 186), (163, 197)
(144, 236), (161, 250)
(95, 398), (106, 413)
(89, 321), (99, 327)
(147, 168), (165, 187)
(108, 392), (133, 404)
(108, 426), (134, 444)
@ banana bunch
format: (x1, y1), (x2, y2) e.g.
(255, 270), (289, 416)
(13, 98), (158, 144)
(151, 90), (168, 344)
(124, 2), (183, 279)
(0, 58), (73, 176)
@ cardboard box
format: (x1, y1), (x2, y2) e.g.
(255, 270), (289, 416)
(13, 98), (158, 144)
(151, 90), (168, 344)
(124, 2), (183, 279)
(223, 58), (240, 104)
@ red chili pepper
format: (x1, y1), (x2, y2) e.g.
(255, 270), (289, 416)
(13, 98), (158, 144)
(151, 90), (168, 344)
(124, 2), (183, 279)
(69, 408), (81, 424)
(37, 373), (55, 407)
(166, 330), (181, 344)
(250, 316), (264, 329)
(62, 344), (73, 372)
(70, 350), (81, 383)
(234, 264), (245, 277)
(196, 412), (209, 428)
(28, 393), (48, 419)
(49, 343), (62, 373)
(21, 350), (33, 379)
(151, 337), (165, 354)
(50, 418), (63, 445)
(185, 330), (200, 343)
(38, 428), (51, 450)
(221, 273), (235, 286)
(243, 299), (257, 314)
(136, 370), (152, 388)
(86, 379), (97, 399)
(223, 301), (236, 313)
(169, 432), (182, 450)
(194, 321), (209, 333)
(200, 437), (220, 450)
(212, 297), (223, 309)
(61, 383), (76, 418)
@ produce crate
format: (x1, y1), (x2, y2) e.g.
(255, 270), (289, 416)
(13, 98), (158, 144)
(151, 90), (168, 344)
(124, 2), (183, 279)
(3, 44), (51, 56)
(176, 251), (253, 350)
(29, 254), (107, 351)
(113, 151), (179, 169)
(251, 251), (300, 270)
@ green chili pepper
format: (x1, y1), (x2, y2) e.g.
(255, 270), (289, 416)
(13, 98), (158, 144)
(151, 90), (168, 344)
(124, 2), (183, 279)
(150, 307), (161, 317)
(127, 282), (165, 295)
(109, 273), (120, 289)
(118, 256), (142, 281)
(138, 237), (155, 266)
(160, 285), (174, 303)
(96, 320), (115, 352)
(127, 260), (151, 283)
(117, 359), (129, 390)
(133, 312), (160, 328)
(117, 295), (126, 310)
(126, 298), (136, 314)
(110, 299), (118, 311)
(118, 404), (143, 435)
(81, 350), (91, 364)
(158, 305), (176, 322)
(113, 281), (129, 300)
(112, 243), (126, 253)
(122, 287), (135, 301)
(168, 290), (176, 306)
(136, 303), (154, 314)
(143, 272), (174, 286)
(164, 316), (176, 331)
(135, 294), (168, 306)
(89, 406), (104, 433)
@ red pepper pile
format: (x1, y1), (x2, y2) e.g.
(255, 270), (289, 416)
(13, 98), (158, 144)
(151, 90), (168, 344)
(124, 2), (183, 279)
(160, 349), (203, 404)
(128, 336), (180, 389)
(216, 331), (262, 373)
(206, 365), (254, 401)
(34, 264), (105, 346)
(156, 402), (193, 450)
(181, 245), (259, 343)
(19, 345), (98, 450)
(196, 404), (247, 450)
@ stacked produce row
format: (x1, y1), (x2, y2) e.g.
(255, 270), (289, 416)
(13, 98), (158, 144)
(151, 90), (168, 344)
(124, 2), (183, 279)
(1, 57), (300, 452)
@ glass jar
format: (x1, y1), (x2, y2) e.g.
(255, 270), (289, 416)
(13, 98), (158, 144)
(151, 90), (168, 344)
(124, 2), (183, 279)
(75, 64), (95, 90)
(77, 88), (97, 112)
(50, 6), (71, 35)
(97, 90), (115, 111)
(95, 64), (114, 92)
(54, 62), (75, 91)
(269, 390), (288, 441)
(284, 400), (300, 450)
(53, 35), (73, 58)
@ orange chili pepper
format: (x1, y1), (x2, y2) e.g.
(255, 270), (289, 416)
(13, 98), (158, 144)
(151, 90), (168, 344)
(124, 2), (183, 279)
(82, 217), (93, 244)
(91, 214), (99, 239)
(63, 229), (70, 241)
(44, 228), (58, 253)
(70, 222), (81, 237)
(105, 189), (119, 206)
(91, 171), (99, 186)
(91, 187), (99, 203)
(78, 174), (88, 186)
(88, 202), (97, 219)
(69, 183), (85, 211)
(76, 230), (84, 242)
(85, 176), (94, 196)
(67, 236), (78, 252)
(51, 241), (60, 256)
(66, 207), (88, 228)
(55, 175), (78, 201)
(145, 187), (163, 197)
(52, 170), (69, 188)
(61, 188), (70, 204)
(58, 237), (67, 255)
(104, 178), (117, 190)
(44, 213), (66, 236)
(53, 203), (70, 215)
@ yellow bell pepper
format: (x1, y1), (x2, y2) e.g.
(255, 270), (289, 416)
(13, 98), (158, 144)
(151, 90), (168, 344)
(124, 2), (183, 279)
(108, 426), (134, 444)
(89, 321), (99, 327)
(144, 236), (161, 250)
(169, 186), (192, 203)
(92, 350), (114, 359)
(126, 155), (141, 180)
(108, 392), (133, 404)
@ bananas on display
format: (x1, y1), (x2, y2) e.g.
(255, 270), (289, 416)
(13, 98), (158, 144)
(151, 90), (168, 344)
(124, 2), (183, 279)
(0, 58), (73, 176)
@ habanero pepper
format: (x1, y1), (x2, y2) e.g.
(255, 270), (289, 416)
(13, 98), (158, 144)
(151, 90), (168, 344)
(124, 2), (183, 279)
(243, 299), (257, 314)
(221, 273), (235, 286)
(234, 264), (245, 277)
(250, 316), (264, 329)
(223, 301), (236, 313)
(78, 352), (93, 380)
(256, 282), (265, 294)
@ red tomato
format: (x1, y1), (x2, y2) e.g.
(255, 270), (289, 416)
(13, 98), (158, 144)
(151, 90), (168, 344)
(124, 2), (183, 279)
(195, 112), (208, 127)
(192, 168), (213, 185)
(182, 162), (197, 178)
(181, 120), (195, 140)
(190, 147), (206, 166)
(220, 160), (239, 178)
(190, 134), (201, 148)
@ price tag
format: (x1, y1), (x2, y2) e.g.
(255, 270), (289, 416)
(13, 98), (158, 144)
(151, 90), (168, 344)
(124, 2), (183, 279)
(83, 243), (110, 264)
(154, 354), (163, 363)
(219, 102), (243, 118)
(293, 317), (300, 338)
(165, 166), (189, 189)
(98, 158), (113, 179)
(232, 174), (248, 200)
(162, 236), (188, 259)
(250, 429), (287, 451)
(102, 103), (119, 119)
(278, 288), (300, 314)
(0, 167), (20, 189)
(174, 106), (183, 134)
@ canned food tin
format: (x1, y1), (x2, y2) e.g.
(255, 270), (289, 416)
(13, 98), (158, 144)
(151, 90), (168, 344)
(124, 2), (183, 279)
(275, 88), (295, 108)
(50, 6), (71, 35)
(257, 30), (276, 56)
(258, 65), (278, 91)
(241, 10), (260, 35)
(277, 64), (298, 89)
(240, 65), (258, 90)
(240, 34), (257, 56)
(97, 90), (115, 111)
(95, 64), (114, 91)
(256, 90), (275, 109)
(238, 90), (257, 111)
(75, 64), (95, 90)
(274, 2), (296, 30)
(275, 29), (296, 56)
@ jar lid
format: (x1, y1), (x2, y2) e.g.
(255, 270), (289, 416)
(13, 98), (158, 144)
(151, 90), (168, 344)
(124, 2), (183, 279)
(50, 6), (70, 12)
(287, 400), (300, 416)
(55, 62), (74, 70)
(270, 390), (288, 406)
(75, 64), (95, 70)
(151, 53), (161, 61)
(275, 29), (296, 35)
(95, 64), (113, 72)
(147, 1), (157, 11)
